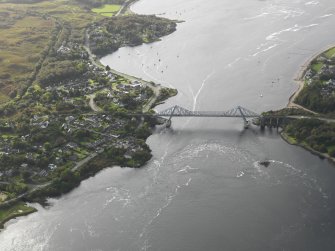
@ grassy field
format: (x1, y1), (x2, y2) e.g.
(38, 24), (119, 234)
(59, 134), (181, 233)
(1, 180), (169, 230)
(91, 4), (122, 17)
(325, 47), (335, 58)
(0, 0), (104, 102)
(0, 9), (55, 98)
(311, 62), (324, 72)
(0, 202), (37, 228)
(281, 132), (298, 145)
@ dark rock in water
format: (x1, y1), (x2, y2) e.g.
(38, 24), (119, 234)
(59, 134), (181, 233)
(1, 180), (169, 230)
(259, 160), (270, 167)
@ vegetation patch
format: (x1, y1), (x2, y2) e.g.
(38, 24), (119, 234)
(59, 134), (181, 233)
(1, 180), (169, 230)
(91, 4), (121, 17)
(311, 62), (324, 73)
(89, 15), (178, 55)
(325, 47), (335, 58)
(262, 107), (314, 117)
(0, 11), (55, 98)
(0, 0), (178, 229)
(283, 119), (335, 156)
(0, 202), (37, 228)
(296, 51), (335, 114)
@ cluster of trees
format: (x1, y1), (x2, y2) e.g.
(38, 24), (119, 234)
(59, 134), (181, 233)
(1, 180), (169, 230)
(90, 15), (177, 55)
(4, 182), (28, 195)
(296, 53), (335, 114)
(48, 168), (81, 195)
(262, 108), (314, 117)
(0, 155), (25, 172)
(296, 80), (335, 114)
(155, 87), (177, 104)
(30, 122), (66, 147)
(37, 60), (88, 86)
(26, 166), (81, 202)
(0, 101), (17, 116)
(284, 119), (335, 156)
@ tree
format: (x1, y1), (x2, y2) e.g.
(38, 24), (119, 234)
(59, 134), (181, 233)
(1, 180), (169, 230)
(44, 142), (52, 151)
(328, 148), (335, 157)
(21, 170), (31, 182)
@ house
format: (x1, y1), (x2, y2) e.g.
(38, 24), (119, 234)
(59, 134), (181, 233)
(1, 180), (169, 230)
(40, 121), (49, 129)
(124, 154), (132, 159)
(65, 116), (75, 123)
(67, 142), (78, 149)
(20, 163), (28, 169)
(57, 45), (71, 54)
(48, 164), (57, 170)
(130, 81), (142, 90)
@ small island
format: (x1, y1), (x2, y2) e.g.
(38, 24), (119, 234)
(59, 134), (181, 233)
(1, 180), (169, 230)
(0, 0), (178, 227)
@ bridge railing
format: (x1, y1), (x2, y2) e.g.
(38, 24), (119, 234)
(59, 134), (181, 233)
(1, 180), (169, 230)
(155, 105), (260, 118)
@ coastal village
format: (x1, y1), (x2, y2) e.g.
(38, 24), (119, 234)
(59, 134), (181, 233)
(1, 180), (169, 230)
(0, 45), (166, 204)
(0, 0), (333, 236)
(1, 0), (335, 249)
(0, 0), (177, 219)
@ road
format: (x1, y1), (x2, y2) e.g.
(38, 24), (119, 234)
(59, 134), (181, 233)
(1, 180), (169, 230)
(287, 79), (317, 115)
(88, 93), (102, 112)
(0, 182), (51, 207)
(71, 151), (100, 172)
(288, 115), (335, 123)
(83, 29), (162, 113)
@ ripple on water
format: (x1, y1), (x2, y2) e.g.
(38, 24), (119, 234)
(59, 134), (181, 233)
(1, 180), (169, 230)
(244, 4), (305, 21)
(252, 159), (330, 203)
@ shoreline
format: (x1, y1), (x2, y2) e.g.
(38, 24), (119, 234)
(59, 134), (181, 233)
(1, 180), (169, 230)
(283, 44), (335, 164)
(0, 0), (177, 230)
(287, 44), (335, 112)
(0, 203), (37, 230)
(281, 132), (335, 165)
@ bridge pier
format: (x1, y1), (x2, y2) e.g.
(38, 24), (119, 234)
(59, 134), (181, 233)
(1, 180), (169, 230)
(276, 118), (279, 129)
(237, 106), (250, 129)
(260, 117), (265, 129)
(257, 116), (287, 129)
(244, 120), (249, 129)
(165, 105), (178, 128)
(166, 119), (172, 128)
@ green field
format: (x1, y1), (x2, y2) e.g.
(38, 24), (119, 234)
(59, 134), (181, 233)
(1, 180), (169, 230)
(0, 202), (37, 228)
(325, 47), (335, 58)
(0, 11), (55, 98)
(311, 62), (324, 72)
(0, 0), (104, 101)
(91, 4), (122, 17)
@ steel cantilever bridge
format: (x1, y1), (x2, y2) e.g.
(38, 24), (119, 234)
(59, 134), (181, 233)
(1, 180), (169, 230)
(155, 105), (260, 128)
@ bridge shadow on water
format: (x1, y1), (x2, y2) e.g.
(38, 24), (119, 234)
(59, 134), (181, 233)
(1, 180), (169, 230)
(154, 124), (282, 141)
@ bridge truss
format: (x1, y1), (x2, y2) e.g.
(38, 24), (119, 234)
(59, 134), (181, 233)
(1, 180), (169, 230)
(155, 105), (260, 128)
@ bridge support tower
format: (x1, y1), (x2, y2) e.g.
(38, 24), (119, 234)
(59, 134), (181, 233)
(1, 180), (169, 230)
(165, 105), (177, 128)
(260, 116), (265, 129)
(237, 106), (249, 129)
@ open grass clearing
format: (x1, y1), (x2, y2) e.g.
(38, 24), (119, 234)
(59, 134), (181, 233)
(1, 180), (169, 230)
(91, 4), (121, 17)
(325, 47), (335, 58)
(0, 0), (103, 101)
(311, 62), (324, 73)
(0, 11), (55, 96)
(0, 202), (36, 228)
